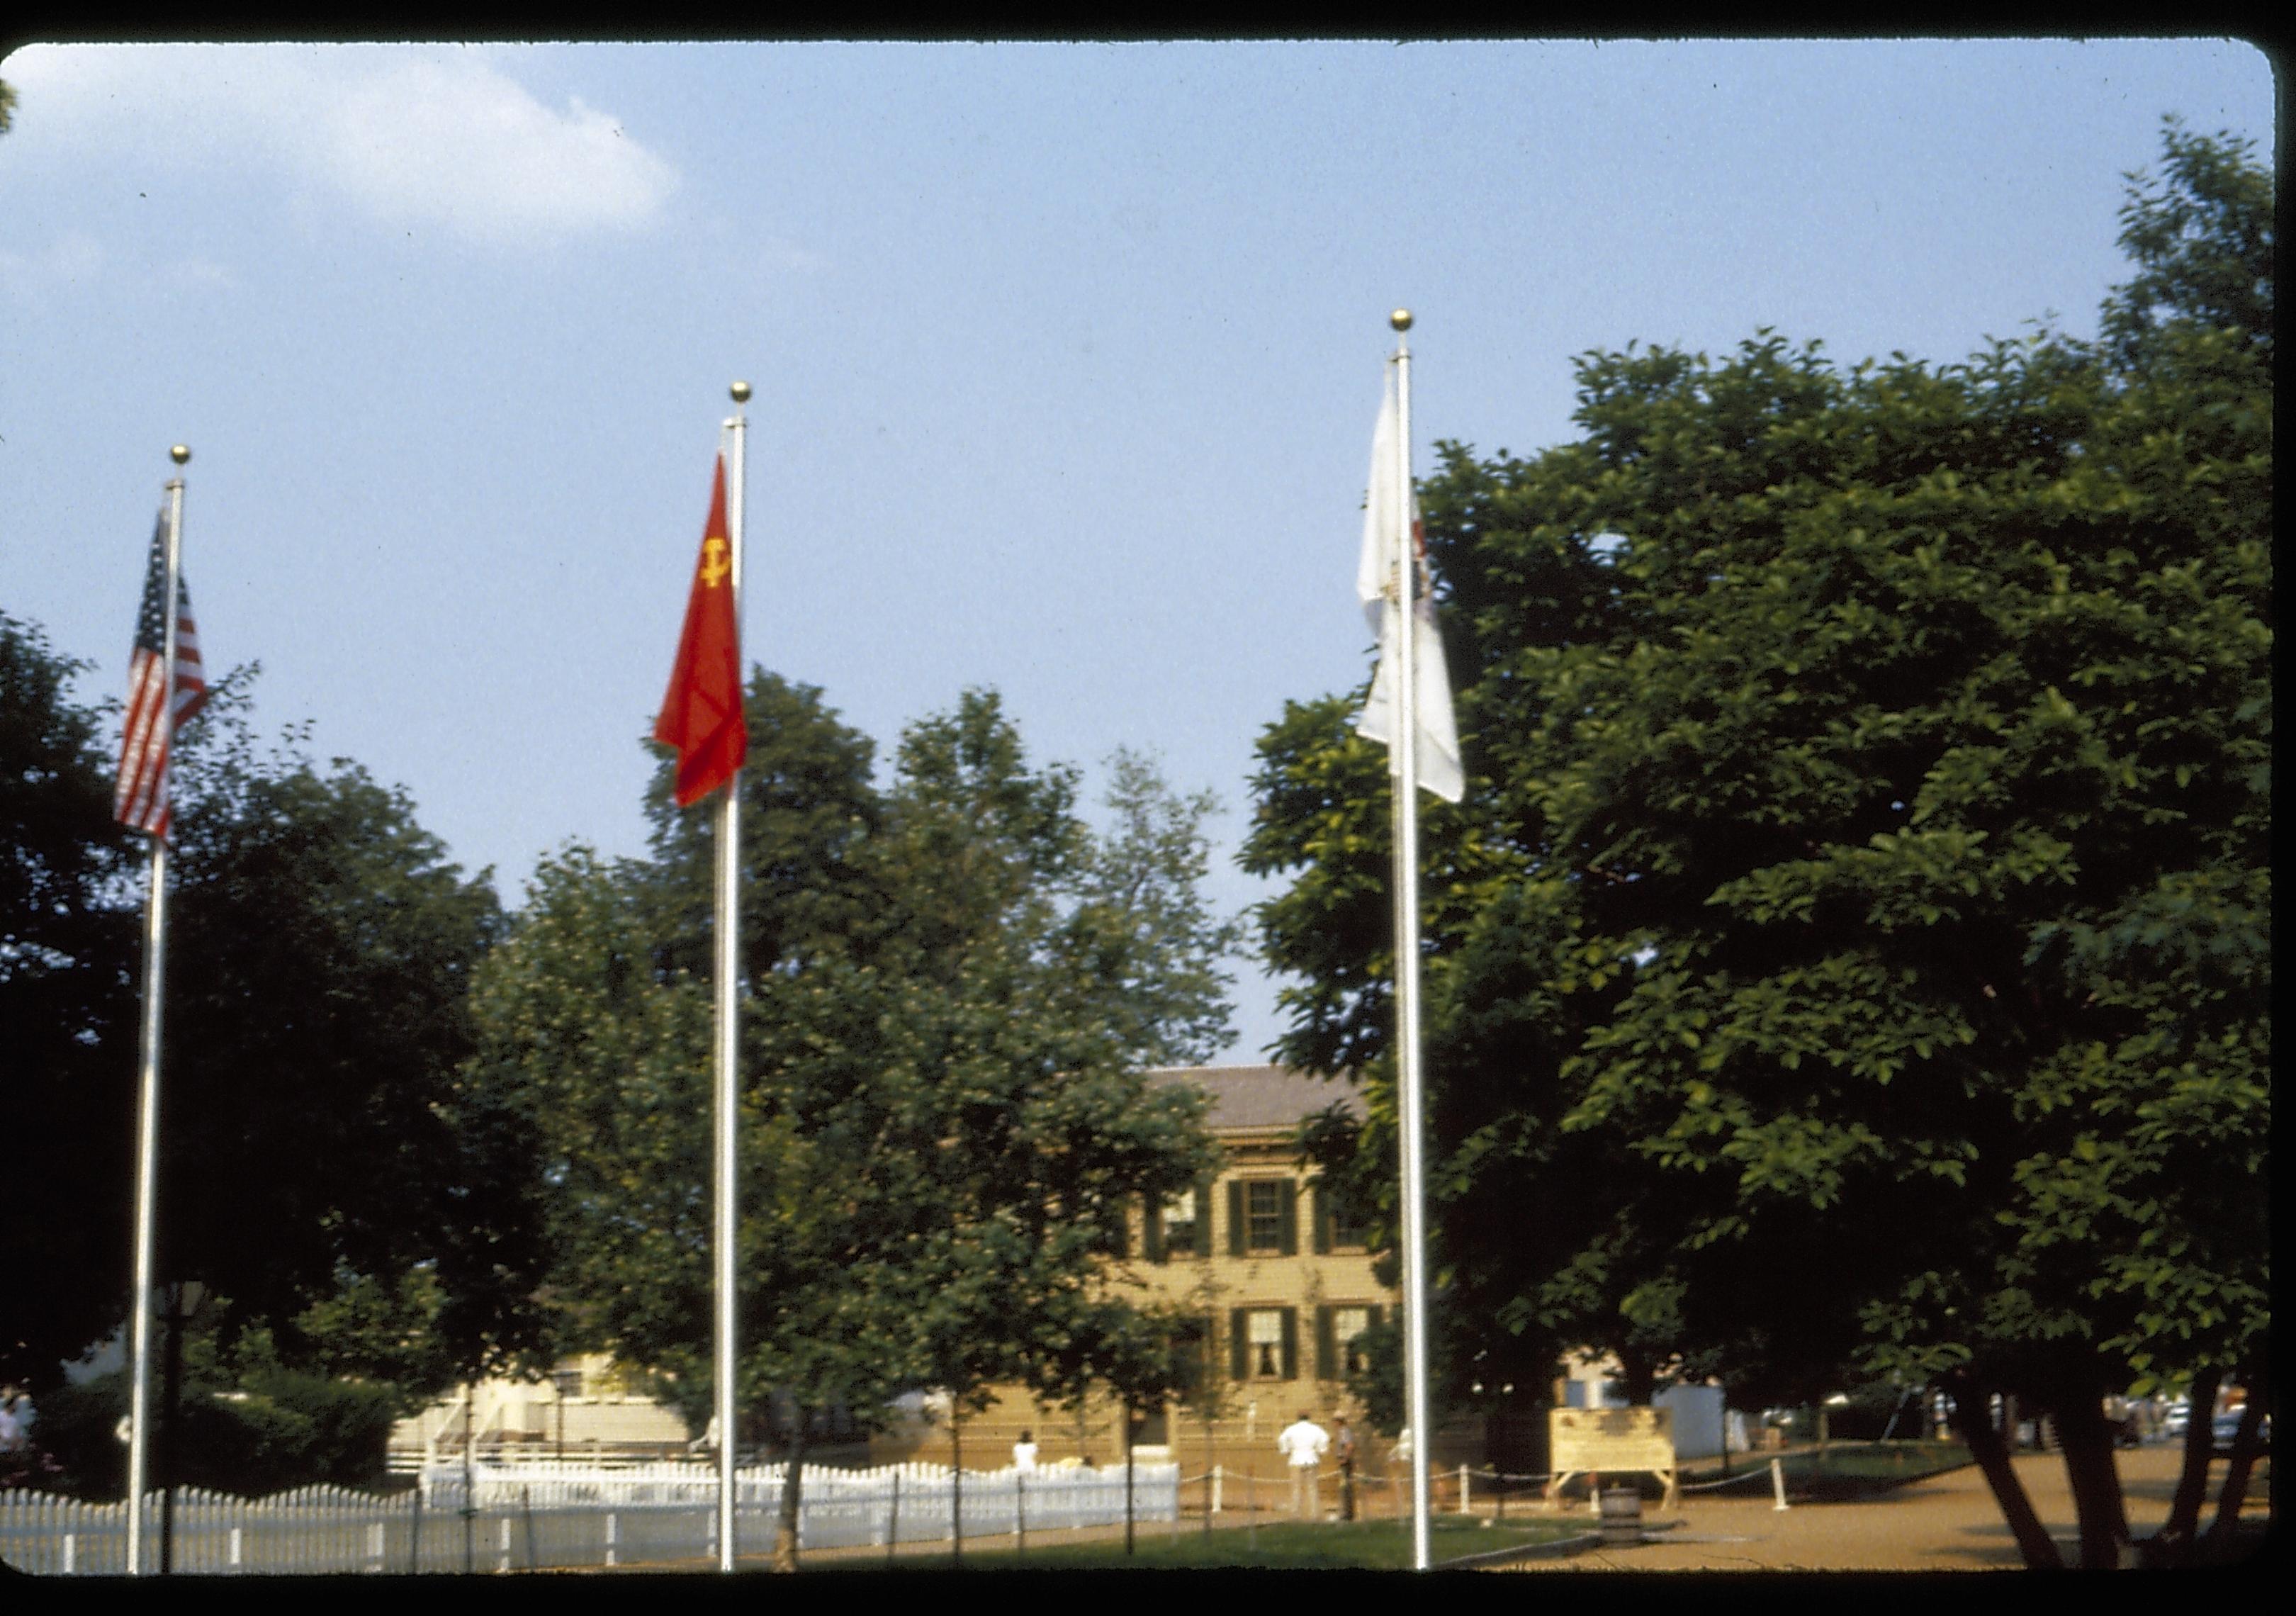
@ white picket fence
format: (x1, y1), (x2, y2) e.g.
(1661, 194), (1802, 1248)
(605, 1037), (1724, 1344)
(0, 1459), (1179, 1574)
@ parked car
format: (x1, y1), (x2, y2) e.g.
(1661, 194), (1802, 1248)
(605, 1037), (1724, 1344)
(2212, 1410), (2270, 1455)
(2163, 1399), (2191, 1440)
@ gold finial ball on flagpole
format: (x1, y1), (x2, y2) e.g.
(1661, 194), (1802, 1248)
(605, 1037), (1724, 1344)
(1390, 309), (1413, 332)
(729, 381), (752, 404)
(169, 444), (191, 465)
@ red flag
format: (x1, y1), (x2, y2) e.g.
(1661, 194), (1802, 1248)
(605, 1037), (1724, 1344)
(654, 456), (747, 807)
(116, 510), (209, 836)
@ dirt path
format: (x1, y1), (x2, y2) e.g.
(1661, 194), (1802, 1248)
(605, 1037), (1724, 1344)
(1491, 1445), (2269, 1571)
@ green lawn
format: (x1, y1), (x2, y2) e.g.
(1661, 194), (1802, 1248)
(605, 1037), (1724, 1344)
(819, 1514), (1584, 1571)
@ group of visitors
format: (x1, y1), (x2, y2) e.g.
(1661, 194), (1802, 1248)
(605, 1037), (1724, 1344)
(1278, 1410), (1418, 1521)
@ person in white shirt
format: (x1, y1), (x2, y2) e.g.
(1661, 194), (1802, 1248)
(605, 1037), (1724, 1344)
(1276, 1411), (1331, 1520)
(1012, 1430), (1039, 1474)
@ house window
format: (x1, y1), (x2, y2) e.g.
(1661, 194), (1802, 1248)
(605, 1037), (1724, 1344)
(1151, 1179), (1213, 1262)
(1315, 1303), (1385, 1381)
(1248, 1182), (1286, 1250)
(1229, 1306), (1298, 1381)
(1228, 1178), (1297, 1255)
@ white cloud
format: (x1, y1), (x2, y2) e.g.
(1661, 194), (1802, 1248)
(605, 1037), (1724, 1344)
(0, 230), (106, 295)
(2, 44), (677, 245)
(313, 57), (676, 242)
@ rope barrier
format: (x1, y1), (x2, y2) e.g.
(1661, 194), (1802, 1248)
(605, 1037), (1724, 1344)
(1679, 1467), (1774, 1493)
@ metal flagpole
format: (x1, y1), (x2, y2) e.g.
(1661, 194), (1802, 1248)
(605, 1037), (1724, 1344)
(1387, 311), (1434, 1571)
(125, 445), (190, 1576)
(714, 382), (752, 1571)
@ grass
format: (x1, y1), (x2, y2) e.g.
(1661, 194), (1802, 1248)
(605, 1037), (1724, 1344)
(1662, 1439), (1971, 1502)
(815, 1513), (1585, 1571)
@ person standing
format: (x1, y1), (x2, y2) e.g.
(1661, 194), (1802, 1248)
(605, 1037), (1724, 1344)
(1334, 1418), (1358, 1520)
(1277, 1410), (1330, 1520)
(1012, 1429), (1039, 1473)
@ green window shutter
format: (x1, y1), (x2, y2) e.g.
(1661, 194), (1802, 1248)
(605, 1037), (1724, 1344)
(1229, 1309), (1250, 1382)
(1368, 1303), (1385, 1331)
(1278, 1179), (1298, 1256)
(1193, 1176), (1215, 1257)
(1146, 1197), (1166, 1264)
(1228, 1179), (1247, 1257)
(1315, 1306), (1336, 1381)
(1312, 1181), (1332, 1255)
(1279, 1308), (1299, 1380)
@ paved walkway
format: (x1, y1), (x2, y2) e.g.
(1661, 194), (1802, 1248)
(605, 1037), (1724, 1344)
(1493, 1445), (2270, 1571)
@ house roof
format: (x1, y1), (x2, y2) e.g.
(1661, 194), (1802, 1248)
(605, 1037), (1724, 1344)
(1144, 1064), (1367, 1133)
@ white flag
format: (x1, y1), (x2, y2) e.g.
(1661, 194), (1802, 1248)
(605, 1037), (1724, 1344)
(1355, 369), (1464, 802)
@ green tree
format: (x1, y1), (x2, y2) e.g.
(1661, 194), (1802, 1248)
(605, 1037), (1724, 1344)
(472, 678), (1228, 1569)
(639, 668), (887, 983)
(1067, 748), (1245, 1067)
(3, 623), (542, 1479)
(30, 1303), (406, 1500)
(1, 613), (137, 1389)
(1246, 124), (2268, 1570)
(155, 713), (544, 1390)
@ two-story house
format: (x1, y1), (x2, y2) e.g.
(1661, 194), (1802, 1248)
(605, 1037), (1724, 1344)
(876, 1064), (1401, 1481)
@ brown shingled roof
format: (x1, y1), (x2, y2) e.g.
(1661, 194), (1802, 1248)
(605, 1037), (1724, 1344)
(1145, 1064), (1367, 1131)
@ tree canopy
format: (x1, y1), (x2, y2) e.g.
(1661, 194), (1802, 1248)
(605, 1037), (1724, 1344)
(2, 612), (137, 1386)
(1, 632), (546, 1401)
(158, 707), (541, 1390)
(1244, 119), (2269, 1569)
(468, 672), (1232, 1562)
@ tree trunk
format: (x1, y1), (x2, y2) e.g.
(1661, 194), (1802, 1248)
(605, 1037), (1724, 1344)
(2145, 1368), (2220, 1566)
(2050, 1387), (2132, 1569)
(1951, 1376), (2062, 1569)
(772, 1421), (806, 1573)
(1615, 1352), (1658, 1405)
(2200, 1388), (2268, 1563)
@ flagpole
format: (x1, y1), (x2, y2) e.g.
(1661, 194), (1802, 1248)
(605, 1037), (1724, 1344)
(125, 445), (189, 1577)
(1386, 312), (1434, 1572)
(714, 382), (750, 1572)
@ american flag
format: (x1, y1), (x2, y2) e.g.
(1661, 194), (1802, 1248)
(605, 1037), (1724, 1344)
(114, 510), (208, 836)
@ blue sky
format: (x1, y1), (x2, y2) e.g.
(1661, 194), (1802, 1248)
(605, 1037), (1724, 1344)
(0, 39), (2273, 1060)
